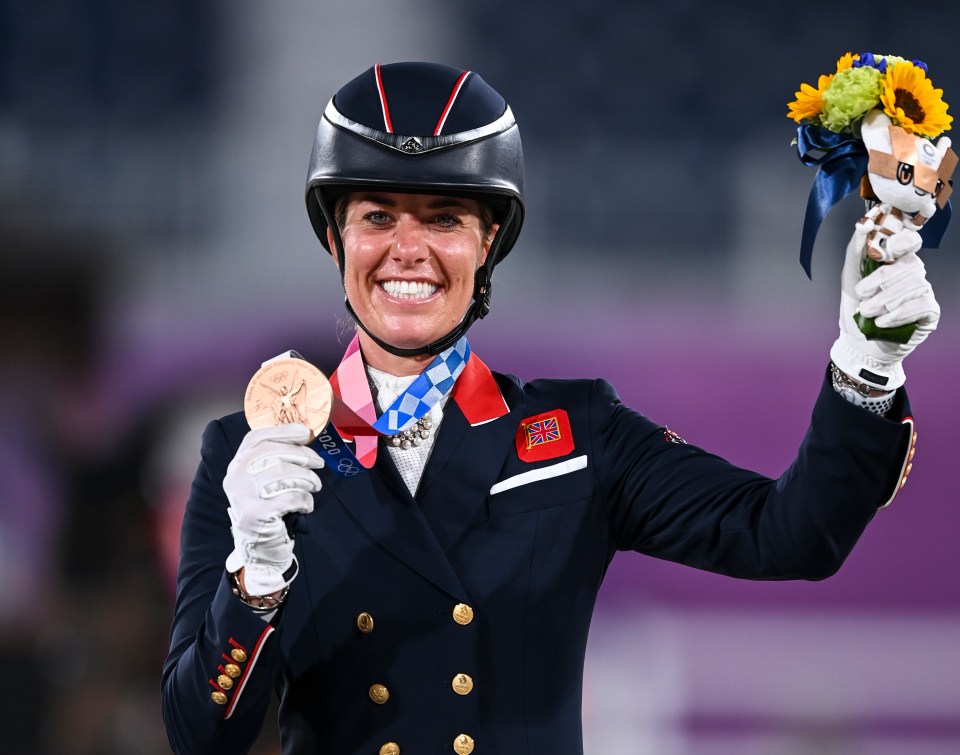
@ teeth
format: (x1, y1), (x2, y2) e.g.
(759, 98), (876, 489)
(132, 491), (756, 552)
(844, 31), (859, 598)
(381, 280), (438, 299)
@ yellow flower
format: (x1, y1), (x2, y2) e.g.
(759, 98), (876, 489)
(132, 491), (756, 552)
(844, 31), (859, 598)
(787, 73), (832, 124)
(880, 60), (952, 137)
(835, 52), (858, 72)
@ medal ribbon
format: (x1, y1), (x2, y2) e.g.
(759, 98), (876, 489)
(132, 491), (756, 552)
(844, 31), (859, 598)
(313, 335), (472, 476)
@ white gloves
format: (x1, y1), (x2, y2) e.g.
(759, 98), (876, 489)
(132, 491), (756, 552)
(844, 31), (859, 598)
(830, 204), (940, 392)
(223, 423), (324, 595)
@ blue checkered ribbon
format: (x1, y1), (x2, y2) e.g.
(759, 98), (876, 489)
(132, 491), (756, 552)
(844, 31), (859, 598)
(373, 337), (471, 433)
(310, 336), (471, 480)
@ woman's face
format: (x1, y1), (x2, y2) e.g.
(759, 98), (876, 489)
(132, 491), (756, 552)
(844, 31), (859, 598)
(331, 192), (497, 354)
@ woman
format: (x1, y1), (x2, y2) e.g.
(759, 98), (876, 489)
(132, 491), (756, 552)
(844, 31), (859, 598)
(163, 62), (935, 755)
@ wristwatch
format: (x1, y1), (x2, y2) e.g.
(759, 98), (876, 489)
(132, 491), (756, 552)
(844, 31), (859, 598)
(830, 362), (896, 415)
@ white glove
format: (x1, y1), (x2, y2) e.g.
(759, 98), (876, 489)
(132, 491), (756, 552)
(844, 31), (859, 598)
(831, 207), (940, 392)
(223, 423), (324, 595)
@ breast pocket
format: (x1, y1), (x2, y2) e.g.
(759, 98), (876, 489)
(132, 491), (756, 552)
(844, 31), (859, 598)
(488, 455), (591, 518)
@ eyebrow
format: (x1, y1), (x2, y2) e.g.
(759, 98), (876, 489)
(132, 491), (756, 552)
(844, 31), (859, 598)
(355, 194), (472, 211)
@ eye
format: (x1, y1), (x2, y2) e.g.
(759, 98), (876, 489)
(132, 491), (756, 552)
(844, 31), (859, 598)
(897, 162), (915, 185)
(362, 210), (392, 225)
(434, 213), (464, 228)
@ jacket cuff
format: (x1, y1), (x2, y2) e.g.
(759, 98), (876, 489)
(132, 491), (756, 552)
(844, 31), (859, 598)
(818, 365), (916, 509)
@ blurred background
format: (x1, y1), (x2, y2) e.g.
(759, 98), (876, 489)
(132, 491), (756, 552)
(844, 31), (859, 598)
(2, 1), (959, 752)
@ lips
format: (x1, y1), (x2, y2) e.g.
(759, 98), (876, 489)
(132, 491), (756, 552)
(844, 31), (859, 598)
(380, 280), (439, 300)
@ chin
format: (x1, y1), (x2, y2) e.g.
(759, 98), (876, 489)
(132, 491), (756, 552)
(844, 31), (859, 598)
(395, 322), (470, 350)
(364, 319), (441, 350)
(384, 330), (445, 350)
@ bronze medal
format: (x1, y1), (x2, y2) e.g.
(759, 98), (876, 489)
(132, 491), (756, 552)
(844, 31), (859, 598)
(244, 357), (332, 438)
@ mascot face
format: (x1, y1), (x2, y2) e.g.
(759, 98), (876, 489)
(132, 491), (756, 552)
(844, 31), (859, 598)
(861, 109), (958, 218)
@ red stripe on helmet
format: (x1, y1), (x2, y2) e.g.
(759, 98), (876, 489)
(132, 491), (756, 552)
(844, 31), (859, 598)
(433, 71), (471, 136)
(374, 64), (394, 134)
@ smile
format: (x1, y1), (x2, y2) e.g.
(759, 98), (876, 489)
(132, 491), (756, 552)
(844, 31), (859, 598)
(380, 280), (439, 300)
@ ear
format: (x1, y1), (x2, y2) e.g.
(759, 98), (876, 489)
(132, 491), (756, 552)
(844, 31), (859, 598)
(936, 135), (953, 161)
(479, 223), (500, 266)
(327, 227), (341, 270)
(861, 109), (893, 154)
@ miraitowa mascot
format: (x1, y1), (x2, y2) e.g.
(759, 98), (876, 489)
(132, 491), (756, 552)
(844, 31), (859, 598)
(790, 51), (957, 400)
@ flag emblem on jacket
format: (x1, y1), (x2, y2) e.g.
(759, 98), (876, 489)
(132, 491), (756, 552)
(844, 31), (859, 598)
(525, 417), (560, 448)
(516, 409), (574, 462)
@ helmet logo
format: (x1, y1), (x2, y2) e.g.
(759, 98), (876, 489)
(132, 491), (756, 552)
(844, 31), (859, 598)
(401, 137), (423, 153)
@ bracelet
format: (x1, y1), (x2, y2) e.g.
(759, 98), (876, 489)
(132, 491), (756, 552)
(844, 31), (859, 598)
(830, 362), (895, 415)
(230, 571), (290, 612)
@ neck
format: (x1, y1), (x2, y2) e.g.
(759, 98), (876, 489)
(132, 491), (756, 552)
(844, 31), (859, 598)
(358, 331), (435, 376)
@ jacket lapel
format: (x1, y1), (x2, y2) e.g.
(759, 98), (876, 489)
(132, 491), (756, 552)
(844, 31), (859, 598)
(318, 450), (469, 600)
(416, 374), (524, 551)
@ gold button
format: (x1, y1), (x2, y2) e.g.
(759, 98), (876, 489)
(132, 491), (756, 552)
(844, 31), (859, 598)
(452, 673), (474, 695)
(908, 446), (916, 462)
(217, 674), (234, 690)
(905, 462), (913, 476)
(913, 431), (918, 445)
(357, 611), (375, 633)
(453, 733), (475, 754)
(452, 603), (474, 625)
(379, 743), (400, 755)
(224, 663), (241, 678)
(369, 683), (390, 704)
(211, 691), (228, 705)
(230, 648), (248, 663)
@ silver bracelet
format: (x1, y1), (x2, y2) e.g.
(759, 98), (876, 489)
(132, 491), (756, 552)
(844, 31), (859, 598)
(230, 571), (291, 612)
(830, 362), (895, 415)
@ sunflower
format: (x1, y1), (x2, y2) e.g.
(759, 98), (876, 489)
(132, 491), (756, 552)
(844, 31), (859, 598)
(835, 52), (858, 72)
(880, 60), (952, 137)
(787, 73), (832, 124)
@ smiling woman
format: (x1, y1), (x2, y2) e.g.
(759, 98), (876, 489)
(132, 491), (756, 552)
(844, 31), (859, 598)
(333, 192), (498, 374)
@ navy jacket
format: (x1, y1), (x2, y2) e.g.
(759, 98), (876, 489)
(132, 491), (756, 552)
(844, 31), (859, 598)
(162, 369), (914, 754)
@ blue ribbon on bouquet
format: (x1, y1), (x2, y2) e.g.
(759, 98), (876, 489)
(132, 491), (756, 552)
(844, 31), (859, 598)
(795, 124), (952, 278)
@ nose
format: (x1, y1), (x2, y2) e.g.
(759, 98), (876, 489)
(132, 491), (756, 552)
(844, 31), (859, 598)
(392, 215), (428, 264)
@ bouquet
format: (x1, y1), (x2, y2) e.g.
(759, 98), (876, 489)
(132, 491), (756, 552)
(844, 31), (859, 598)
(788, 52), (957, 342)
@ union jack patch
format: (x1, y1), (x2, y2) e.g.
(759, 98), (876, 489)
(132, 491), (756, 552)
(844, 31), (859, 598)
(516, 409), (574, 462)
(524, 416), (560, 448)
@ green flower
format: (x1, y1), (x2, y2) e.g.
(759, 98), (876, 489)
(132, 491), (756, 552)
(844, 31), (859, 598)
(876, 54), (907, 68)
(821, 66), (883, 132)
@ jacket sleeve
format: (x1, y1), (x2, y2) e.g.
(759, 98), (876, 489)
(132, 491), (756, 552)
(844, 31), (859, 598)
(161, 417), (284, 755)
(593, 367), (914, 580)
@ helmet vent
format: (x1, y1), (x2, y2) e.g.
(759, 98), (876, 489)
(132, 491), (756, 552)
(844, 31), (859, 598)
(323, 100), (517, 155)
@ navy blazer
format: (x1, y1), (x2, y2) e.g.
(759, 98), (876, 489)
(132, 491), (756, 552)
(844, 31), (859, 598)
(163, 369), (914, 755)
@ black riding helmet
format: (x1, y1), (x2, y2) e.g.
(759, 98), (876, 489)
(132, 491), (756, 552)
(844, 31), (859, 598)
(305, 62), (525, 357)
